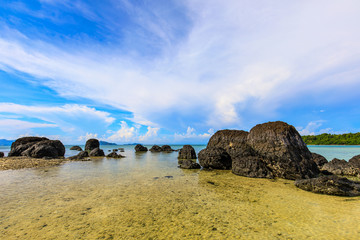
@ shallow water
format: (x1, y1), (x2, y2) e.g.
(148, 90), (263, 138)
(1, 148), (360, 239)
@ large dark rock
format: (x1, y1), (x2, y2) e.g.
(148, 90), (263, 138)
(349, 154), (360, 168)
(178, 159), (201, 169)
(68, 151), (89, 160)
(107, 152), (124, 158)
(295, 175), (360, 196)
(0, 152), (4, 158)
(8, 137), (65, 159)
(149, 145), (162, 152)
(232, 156), (274, 178)
(85, 139), (100, 151)
(198, 147), (231, 170)
(135, 144), (148, 152)
(246, 121), (319, 180)
(89, 148), (105, 157)
(178, 145), (197, 159)
(321, 158), (359, 176)
(161, 145), (174, 152)
(311, 152), (328, 167)
(70, 146), (83, 151)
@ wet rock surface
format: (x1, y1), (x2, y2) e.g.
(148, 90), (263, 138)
(135, 144), (148, 152)
(321, 158), (360, 176)
(178, 159), (201, 169)
(85, 139), (100, 151)
(198, 147), (231, 170)
(89, 148), (105, 157)
(70, 146), (82, 151)
(295, 175), (360, 196)
(178, 145), (197, 159)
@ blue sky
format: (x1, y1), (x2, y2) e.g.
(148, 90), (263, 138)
(0, 0), (360, 144)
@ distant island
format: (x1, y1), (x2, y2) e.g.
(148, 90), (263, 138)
(302, 133), (360, 145)
(0, 139), (14, 146)
(99, 141), (117, 145)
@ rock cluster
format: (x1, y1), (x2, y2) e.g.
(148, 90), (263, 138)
(68, 151), (89, 160)
(89, 148), (105, 157)
(135, 144), (148, 152)
(321, 158), (360, 176)
(8, 137), (65, 159)
(106, 152), (125, 158)
(85, 139), (100, 151)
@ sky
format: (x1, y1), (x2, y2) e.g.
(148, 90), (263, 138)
(0, 0), (360, 144)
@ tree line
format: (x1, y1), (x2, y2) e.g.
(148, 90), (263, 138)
(302, 133), (360, 145)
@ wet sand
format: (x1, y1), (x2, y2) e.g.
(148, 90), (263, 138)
(0, 157), (67, 171)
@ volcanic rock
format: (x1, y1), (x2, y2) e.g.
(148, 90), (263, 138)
(295, 175), (360, 196)
(161, 145), (174, 152)
(135, 144), (148, 152)
(70, 146), (82, 151)
(0, 152), (4, 158)
(349, 154), (360, 168)
(85, 139), (100, 151)
(68, 151), (89, 160)
(107, 152), (124, 158)
(8, 137), (49, 156)
(89, 148), (105, 157)
(178, 145), (197, 159)
(311, 152), (328, 167)
(198, 147), (231, 170)
(232, 156), (274, 178)
(178, 159), (201, 169)
(149, 145), (162, 152)
(321, 158), (359, 176)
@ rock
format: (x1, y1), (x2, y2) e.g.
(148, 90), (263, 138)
(118, 148), (125, 152)
(135, 144), (148, 152)
(178, 145), (197, 159)
(349, 154), (360, 168)
(311, 152), (328, 167)
(70, 146), (82, 151)
(149, 145), (162, 152)
(246, 121), (319, 180)
(232, 156), (274, 178)
(106, 152), (124, 158)
(161, 145), (174, 152)
(85, 139), (100, 151)
(89, 148), (105, 157)
(321, 158), (359, 176)
(113, 149), (118, 152)
(8, 137), (65, 159)
(198, 147), (231, 170)
(68, 151), (89, 160)
(0, 152), (4, 158)
(295, 175), (360, 196)
(179, 159), (201, 169)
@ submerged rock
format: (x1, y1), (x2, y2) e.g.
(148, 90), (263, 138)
(70, 146), (82, 151)
(135, 144), (148, 152)
(106, 152), (124, 158)
(161, 145), (174, 152)
(311, 152), (328, 167)
(178, 145), (197, 159)
(8, 137), (65, 159)
(68, 151), (89, 160)
(89, 148), (105, 157)
(198, 147), (231, 170)
(321, 158), (359, 176)
(85, 139), (100, 151)
(295, 175), (360, 196)
(178, 159), (201, 169)
(149, 145), (162, 152)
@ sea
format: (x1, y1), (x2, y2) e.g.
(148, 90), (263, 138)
(0, 145), (359, 239)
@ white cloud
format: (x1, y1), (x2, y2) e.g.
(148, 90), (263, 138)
(174, 127), (214, 141)
(0, 119), (57, 130)
(107, 121), (137, 142)
(78, 133), (98, 142)
(297, 121), (326, 135)
(139, 126), (160, 141)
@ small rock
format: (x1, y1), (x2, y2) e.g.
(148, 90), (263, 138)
(149, 145), (162, 152)
(70, 146), (82, 151)
(135, 144), (148, 152)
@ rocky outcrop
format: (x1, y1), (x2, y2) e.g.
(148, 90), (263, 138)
(70, 146), (83, 151)
(150, 145), (162, 152)
(295, 175), (360, 196)
(68, 151), (89, 160)
(135, 144), (148, 152)
(85, 139), (100, 151)
(349, 154), (360, 168)
(321, 158), (359, 176)
(311, 152), (328, 167)
(89, 148), (105, 157)
(0, 152), (4, 158)
(178, 159), (201, 169)
(232, 156), (274, 178)
(8, 137), (65, 159)
(107, 152), (124, 158)
(178, 145), (197, 159)
(198, 147), (232, 170)
(161, 145), (174, 152)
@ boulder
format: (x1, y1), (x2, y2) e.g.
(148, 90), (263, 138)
(161, 145), (174, 152)
(85, 139), (100, 151)
(321, 158), (359, 176)
(118, 148), (125, 152)
(311, 152), (328, 167)
(70, 146), (83, 151)
(0, 152), (4, 158)
(113, 149), (118, 152)
(178, 159), (201, 169)
(295, 175), (360, 196)
(149, 145), (162, 152)
(68, 151), (89, 160)
(8, 137), (65, 159)
(89, 148), (105, 157)
(135, 144), (148, 152)
(349, 154), (360, 168)
(107, 152), (124, 158)
(232, 156), (274, 178)
(178, 145), (197, 159)
(198, 147), (231, 170)
(246, 121), (319, 180)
